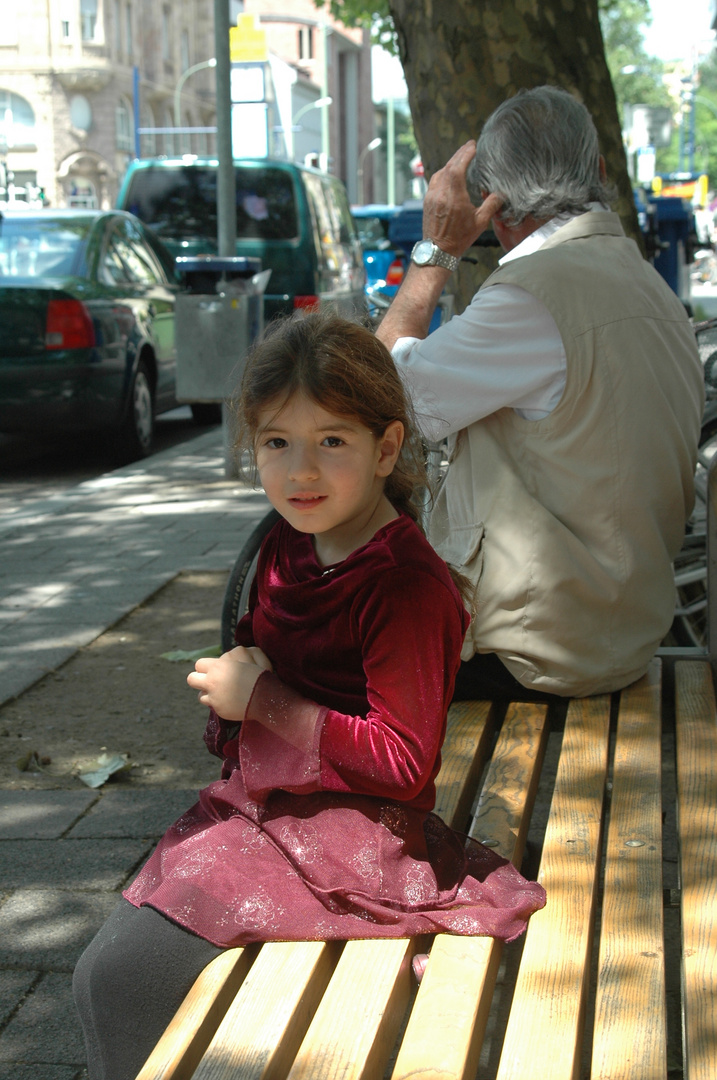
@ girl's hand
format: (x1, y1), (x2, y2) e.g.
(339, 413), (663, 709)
(187, 646), (273, 721)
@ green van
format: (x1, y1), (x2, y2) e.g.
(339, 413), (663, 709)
(116, 157), (367, 322)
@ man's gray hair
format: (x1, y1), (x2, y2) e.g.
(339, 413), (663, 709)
(466, 85), (614, 226)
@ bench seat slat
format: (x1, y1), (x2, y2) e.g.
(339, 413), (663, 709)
(135, 947), (253, 1080)
(285, 938), (420, 1080)
(192, 940), (341, 1080)
(390, 702), (550, 1080)
(273, 701), (497, 1080)
(495, 694), (611, 1080)
(592, 661), (667, 1080)
(675, 660), (717, 1080)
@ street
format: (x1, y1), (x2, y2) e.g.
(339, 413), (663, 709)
(0, 407), (219, 517)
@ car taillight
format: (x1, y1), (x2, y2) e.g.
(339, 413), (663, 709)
(45, 299), (96, 350)
(385, 258), (405, 287)
(293, 295), (320, 311)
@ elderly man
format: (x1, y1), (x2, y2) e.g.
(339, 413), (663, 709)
(377, 85), (704, 699)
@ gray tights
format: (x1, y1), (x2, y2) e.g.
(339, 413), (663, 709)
(73, 898), (224, 1080)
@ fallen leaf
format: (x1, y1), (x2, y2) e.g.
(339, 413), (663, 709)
(161, 645), (221, 663)
(78, 752), (132, 788)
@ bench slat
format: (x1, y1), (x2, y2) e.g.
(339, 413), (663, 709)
(274, 700), (496, 1080)
(192, 940), (341, 1080)
(433, 699), (496, 828)
(390, 701), (550, 1080)
(135, 947), (254, 1080)
(495, 694), (611, 1080)
(285, 938), (420, 1080)
(675, 660), (717, 1080)
(591, 661), (667, 1080)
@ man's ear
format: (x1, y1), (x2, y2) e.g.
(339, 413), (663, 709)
(376, 420), (404, 477)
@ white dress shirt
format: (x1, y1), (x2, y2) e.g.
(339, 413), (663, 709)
(390, 212), (598, 443)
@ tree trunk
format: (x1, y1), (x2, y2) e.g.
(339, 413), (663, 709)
(389, 0), (638, 308)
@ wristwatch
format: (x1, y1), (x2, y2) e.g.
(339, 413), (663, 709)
(410, 239), (461, 272)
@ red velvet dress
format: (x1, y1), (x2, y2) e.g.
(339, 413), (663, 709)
(124, 515), (546, 945)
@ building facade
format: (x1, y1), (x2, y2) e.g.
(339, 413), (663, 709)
(0, 0), (375, 210)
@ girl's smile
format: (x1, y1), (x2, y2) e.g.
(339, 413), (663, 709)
(255, 392), (403, 566)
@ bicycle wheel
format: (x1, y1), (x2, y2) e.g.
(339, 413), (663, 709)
(220, 508), (281, 652)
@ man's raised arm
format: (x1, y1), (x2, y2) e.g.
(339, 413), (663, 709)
(376, 141), (502, 351)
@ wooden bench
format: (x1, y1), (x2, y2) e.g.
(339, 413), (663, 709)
(135, 473), (717, 1080)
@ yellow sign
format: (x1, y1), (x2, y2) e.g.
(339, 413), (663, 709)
(230, 13), (268, 63)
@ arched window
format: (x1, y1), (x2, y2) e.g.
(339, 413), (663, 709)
(0, 90), (36, 148)
(116, 97), (133, 152)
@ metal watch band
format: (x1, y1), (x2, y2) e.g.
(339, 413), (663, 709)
(410, 239), (461, 272)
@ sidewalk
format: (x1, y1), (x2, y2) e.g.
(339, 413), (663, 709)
(0, 427), (270, 707)
(0, 428), (270, 1078)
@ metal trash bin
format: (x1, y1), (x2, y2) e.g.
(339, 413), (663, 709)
(174, 256), (271, 404)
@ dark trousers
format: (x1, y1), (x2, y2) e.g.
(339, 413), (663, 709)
(452, 651), (565, 705)
(73, 899), (224, 1080)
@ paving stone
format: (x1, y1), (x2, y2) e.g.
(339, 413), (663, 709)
(0, 889), (121, 971)
(0, 972), (86, 1065)
(0, 969), (37, 1026)
(0, 792), (99, 840)
(0, 1064), (82, 1079)
(68, 789), (197, 838)
(0, 838), (152, 891)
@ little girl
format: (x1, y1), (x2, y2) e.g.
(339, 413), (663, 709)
(74, 312), (545, 1080)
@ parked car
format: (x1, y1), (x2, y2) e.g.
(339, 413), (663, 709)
(351, 203), (406, 298)
(0, 208), (204, 462)
(116, 158), (366, 322)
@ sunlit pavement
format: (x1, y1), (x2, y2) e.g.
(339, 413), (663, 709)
(0, 427), (270, 708)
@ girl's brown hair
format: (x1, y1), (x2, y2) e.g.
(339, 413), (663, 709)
(234, 311), (428, 523)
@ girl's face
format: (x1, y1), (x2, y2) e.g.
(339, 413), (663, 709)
(254, 392), (403, 565)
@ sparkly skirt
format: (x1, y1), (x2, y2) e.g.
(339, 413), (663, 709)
(124, 769), (546, 946)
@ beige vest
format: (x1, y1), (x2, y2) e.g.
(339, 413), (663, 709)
(429, 212), (704, 695)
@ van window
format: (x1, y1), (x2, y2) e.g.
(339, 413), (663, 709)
(303, 173), (356, 272)
(123, 165), (299, 244)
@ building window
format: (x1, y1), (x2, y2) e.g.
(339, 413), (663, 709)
(162, 108), (175, 156)
(162, 8), (171, 62)
(0, 90), (36, 148)
(181, 29), (190, 74)
(61, 20), (70, 38)
(140, 105), (156, 157)
(70, 95), (93, 132)
(116, 97), (133, 152)
(81, 0), (98, 41)
(113, 0), (121, 53)
(298, 27), (313, 61)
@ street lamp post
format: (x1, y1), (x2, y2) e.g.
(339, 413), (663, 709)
(357, 137), (382, 205)
(289, 95), (333, 164)
(174, 57), (217, 151)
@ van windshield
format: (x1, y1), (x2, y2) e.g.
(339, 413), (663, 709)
(123, 165), (299, 243)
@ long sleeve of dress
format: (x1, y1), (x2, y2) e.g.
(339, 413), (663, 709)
(239, 567), (465, 809)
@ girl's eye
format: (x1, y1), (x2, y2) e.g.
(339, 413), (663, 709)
(265, 437), (287, 449)
(322, 436), (345, 447)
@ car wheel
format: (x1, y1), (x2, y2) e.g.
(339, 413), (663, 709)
(115, 360), (154, 463)
(191, 403), (222, 426)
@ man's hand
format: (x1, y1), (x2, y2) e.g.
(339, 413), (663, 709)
(187, 646), (273, 722)
(422, 141), (503, 257)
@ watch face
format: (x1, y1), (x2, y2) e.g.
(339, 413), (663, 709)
(412, 239), (434, 265)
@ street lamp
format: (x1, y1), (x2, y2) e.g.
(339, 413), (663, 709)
(288, 95), (333, 163)
(357, 137), (382, 204)
(174, 57), (217, 150)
